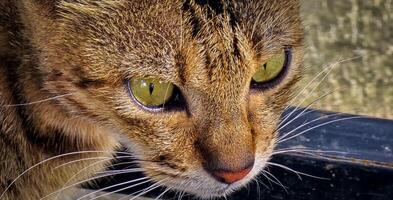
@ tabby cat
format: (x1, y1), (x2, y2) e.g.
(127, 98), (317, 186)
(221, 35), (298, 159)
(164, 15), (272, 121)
(0, 0), (303, 199)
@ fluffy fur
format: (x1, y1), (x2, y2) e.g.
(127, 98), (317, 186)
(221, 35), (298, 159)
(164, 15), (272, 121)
(0, 0), (304, 199)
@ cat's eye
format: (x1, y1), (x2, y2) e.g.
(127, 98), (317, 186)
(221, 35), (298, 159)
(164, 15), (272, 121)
(251, 49), (291, 89)
(127, 78), (184, 111)
(129, 78), (174, 107)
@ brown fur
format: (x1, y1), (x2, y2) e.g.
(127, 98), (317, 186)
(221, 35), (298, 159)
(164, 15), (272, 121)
(0, 0), (304, 199)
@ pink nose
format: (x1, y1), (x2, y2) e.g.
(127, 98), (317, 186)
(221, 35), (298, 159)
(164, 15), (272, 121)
(212, 167), (252, 184)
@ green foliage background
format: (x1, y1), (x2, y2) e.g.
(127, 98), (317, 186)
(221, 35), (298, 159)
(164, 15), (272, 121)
(300, 0), (393, 118)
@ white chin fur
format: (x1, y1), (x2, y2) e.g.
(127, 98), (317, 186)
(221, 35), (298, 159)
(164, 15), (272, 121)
(122, 140), (271, 199)
(158, 155), (270, 199)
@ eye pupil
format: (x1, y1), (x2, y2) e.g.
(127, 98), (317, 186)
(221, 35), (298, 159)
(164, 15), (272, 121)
(128, 78), (180, 111)
(149, 83), (154, 95)
(251, 49), (291, 89)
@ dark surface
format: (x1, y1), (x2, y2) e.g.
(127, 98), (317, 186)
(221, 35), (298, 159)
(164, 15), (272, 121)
(278, 107), (393, 168)
(229, 154), (393, 200)
(87, 108), (393, 199)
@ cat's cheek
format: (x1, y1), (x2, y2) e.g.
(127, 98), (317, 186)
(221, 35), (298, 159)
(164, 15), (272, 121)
(249, 114), (278, 163)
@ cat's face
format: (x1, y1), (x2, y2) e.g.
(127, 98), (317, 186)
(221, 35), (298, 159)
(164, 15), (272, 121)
(25, 0), (303, 198)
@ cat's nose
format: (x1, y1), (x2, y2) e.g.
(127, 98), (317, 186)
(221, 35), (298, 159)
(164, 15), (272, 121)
(211, 166), (253, 184)
(197, 136), (255, 184)
(203, 158), (255, 184)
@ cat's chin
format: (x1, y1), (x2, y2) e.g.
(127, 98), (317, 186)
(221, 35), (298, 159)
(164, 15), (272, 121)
(120, 141), (271, 199)
(160, 170), (257, 199)
(160, 180), (238, 199)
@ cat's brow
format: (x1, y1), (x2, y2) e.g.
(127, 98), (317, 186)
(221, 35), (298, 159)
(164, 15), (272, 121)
(120, 59), (181, 83)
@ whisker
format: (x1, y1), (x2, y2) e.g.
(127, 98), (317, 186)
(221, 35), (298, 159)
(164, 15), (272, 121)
(279, 60), (340, 128)
(255, 176), (270, 190)
(224, 193), (229, 200)
(274, 150), (347, 162)
(177, 190), (185, 200)
(1, 93), (74, 107)
(53, 157), (113, 170)
(95, 179), (157, 200)
(272, 148), (348, 156)
(93, 158), (147, 175)
(266, 162), (329, 180)
(278, 116), (366, 144)
(260, 170), (286, 192)
(0, 150), (133, 199)
(161, 80), (172, 112)
(262, 169), (287, 192)
(51, 156), (140, 199)
(52, 158), (115, 200)
(277, 112), (347, 142)
(76, 177), (150, 200)
(41, 169), (145, 200)
(96, 168), (145, 175)
(276, 88), (344, 136)
(252, 179), (261, 200)
(279, 57), (360, 128)
(117, 178), (168, 200)
(128, 180), (168, 200)
(282, 60), (345, 114)
(153, 187), (172, 200)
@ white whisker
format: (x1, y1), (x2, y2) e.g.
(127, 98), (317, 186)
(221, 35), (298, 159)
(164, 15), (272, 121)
(153, 187), (172, 200)
(279, 57), (360, 128)
(1, 93), (74, 107)
(41, 169), (145, 200)
(77, 177), (150, 200)
(272, 148), (347, 156)
(116, 178), (168, 200)
(260, 170), (286, 192)
(53, 157), (113, 170)
(266, 162), (328, 180)
(277, 88), (343, 136)
(177, 190), (185, 200)
(277, 112), (346, 142)
(252, 179), (261, 200)
(52, 158), (115, 200)
(51, 156), (139, 200)
(278, 116), (365, 144)
(264, 170), (286, 188)
(282, 60), (343, 114)
(128, 180), (168, 200)
(279, 60), (339, 128)
(0, 150), (133, 199)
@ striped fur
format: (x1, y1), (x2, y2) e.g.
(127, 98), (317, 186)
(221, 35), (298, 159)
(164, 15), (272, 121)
(0, 0), (303, 199)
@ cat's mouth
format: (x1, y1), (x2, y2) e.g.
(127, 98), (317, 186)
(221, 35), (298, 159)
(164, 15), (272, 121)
(125, 154), (270, 199)
(111, 141), (273, 199)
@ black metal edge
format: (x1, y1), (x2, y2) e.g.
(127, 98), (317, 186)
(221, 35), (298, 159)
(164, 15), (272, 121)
(84, 107), (393, 199)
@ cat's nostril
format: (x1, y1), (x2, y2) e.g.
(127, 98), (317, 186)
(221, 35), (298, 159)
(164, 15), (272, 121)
(212, 166), (252, 184)
(201, 149), (255, 184)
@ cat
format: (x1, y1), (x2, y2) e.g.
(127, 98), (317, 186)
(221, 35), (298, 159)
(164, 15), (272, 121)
(0, 0), (304, 199)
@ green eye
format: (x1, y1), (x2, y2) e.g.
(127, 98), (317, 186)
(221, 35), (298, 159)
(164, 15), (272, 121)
(129, 78), (174, 107)
(252, 51), (286, 83)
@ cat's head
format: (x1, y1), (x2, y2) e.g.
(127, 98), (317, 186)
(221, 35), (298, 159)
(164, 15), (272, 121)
(21, 0), (303, 198)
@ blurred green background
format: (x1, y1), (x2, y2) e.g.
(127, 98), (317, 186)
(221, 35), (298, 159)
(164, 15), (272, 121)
(299, 0), (393, 119)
